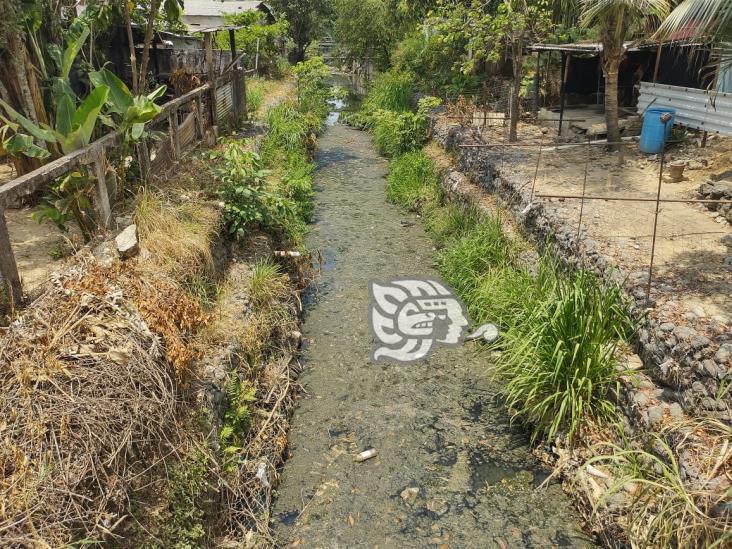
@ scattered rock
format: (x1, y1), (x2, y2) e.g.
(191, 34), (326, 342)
(625, 354), (644, 371)
(115, 224), (139, 259)
(716, 343), (732, 363)
(633, 392), (649, 407)
(426, 498), (450, 517)
(668, 402), (684, 419)
(688, 304), (706, 318)
(400, 486), (419, 506)
(647, 405), (665, 426)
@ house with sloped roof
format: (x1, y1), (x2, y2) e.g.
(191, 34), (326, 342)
(182, 0), (275, 31)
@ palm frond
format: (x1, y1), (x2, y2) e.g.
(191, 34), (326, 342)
(656, 0), (732, 41)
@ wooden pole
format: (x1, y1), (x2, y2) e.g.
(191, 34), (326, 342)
(0, 209), (23, 307)
(652, 44), (662, 83)
(90, 148), (111, 229)
(533, 51), (542, 116)
(203, 32), (217, 127)
(169, 107), (181, 160)
(558, 52), (569, 136)
(228, 28), (242, 128)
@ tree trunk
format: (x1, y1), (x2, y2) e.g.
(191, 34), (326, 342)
(509, 39), (523, 143)
(603, 55), (621, 151)
(123, 0), (139, 95)
(138, 0), (160, 92)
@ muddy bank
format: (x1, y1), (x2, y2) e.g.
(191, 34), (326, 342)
(271, 121), (590, 546)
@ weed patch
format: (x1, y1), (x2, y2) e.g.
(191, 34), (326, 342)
(386, 150), (443, 211)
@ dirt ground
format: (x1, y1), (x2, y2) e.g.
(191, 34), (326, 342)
(4, 209), (72, 294)
(466, 117), (732, 322)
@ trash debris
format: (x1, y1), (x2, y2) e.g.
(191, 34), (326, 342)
(256, 462), (270, 488)
(354, 448), (377, 462)
(274, 250), (302, 257)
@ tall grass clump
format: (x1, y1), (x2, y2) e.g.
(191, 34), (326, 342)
(437, 215), (521, 296)
(496, 269), (634, 443)
(386, 150), (443, 211)
(361, 70), (415, 114)
(425, 200), (482, 246)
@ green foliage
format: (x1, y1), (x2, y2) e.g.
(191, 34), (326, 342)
(249, 260), (289, 307)
(32, 169), (96, 241)
(361, 71), (415, 115)
(372, 109), (426, 157)
(385, 150), (442, 210)
(160, 450), (211, 548)
(495, 269), (634, 444)
(246, 78), (266, 115)
(215, 11), (291, 76)
(293, 57), (332, 121)
(213, 141), (292, 239)
(89, 67), (167, 142)
(220, 376), (257, 463)
(269, 0), (335, 60)
(425, 200), (482, 245)
(437, 215), (521, 296)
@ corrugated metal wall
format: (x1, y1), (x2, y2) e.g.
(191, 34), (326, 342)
(216, 82), (233, 120)
(638, 81), (732, 136)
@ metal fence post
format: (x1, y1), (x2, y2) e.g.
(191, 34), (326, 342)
(646, 115), (672, 304)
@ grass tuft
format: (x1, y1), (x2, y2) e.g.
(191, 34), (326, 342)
(386, 150), (443, 211)
(425, 200), (482, 246)
(495, 269), (634, 444)
(248, 260), (289, 308)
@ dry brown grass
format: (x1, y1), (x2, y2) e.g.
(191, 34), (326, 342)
(134, 188), (221, 285)
(0, 256), (209, 546)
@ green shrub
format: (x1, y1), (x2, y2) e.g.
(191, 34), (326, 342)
(386, 150), (443, 211)
(496, 269), (634, 444)
(425, 200), (481, 245)
(246, 77), (266, 115)
(437, 215), (520, 296)
(372, 109), (428, 157)
(361, 70), (415, 115)
(466, 257), (557, 331)
(292, 56), (331, 122)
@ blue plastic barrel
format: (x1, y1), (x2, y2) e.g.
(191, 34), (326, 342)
(639, 107), (676, 154)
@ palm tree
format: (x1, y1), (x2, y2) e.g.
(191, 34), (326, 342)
(657, 0), (732, 40)
(580, 0), (669, 149)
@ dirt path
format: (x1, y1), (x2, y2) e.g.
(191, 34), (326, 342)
(271, 117), (591, 546)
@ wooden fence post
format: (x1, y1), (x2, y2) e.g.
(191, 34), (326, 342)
(169, 107), (181, 161)
(91, 147), (112, 229)
(195, 94), (205, 138)
(204, 32), (218, 128)
(0, 209), (23, 306)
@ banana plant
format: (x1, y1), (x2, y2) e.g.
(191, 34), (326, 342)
(89, 67), (167, 142)
(0, 85), (110, 156)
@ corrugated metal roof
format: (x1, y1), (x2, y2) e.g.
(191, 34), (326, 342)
(183, 0), (266, 17)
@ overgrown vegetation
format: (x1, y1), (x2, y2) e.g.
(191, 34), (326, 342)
(386, 150), (634, 446)
(214, 58), (330, 247)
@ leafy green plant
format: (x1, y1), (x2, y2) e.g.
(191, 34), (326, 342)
(495, 269), (634, 444)
(89, 66), (166, 142)
(361, 70), (415, 115)
(220, 376), (256, 461)
(160, 449), (211, 548)
(293, 56), (331, 122)
(386, 150), (443, 211)
(32, 169), (96, 241)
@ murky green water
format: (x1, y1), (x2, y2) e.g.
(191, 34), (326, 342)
(271, 99), (591, 548)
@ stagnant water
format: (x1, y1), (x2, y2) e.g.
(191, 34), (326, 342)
(271, 96), (592, 547)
